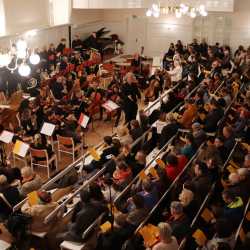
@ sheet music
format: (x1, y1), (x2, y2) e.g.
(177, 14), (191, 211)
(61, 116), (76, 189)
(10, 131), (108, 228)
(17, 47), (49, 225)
(102, 100), (119, 112)
(40, 122), (56, 136)
(0, 130), (14, 143)
(78, 113), (90, 128)
(13, 140), (30, 157)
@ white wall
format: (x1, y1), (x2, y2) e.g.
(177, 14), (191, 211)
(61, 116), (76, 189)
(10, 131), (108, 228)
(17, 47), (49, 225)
(102, 9), (193, 56)
(0, 8), (104, 50)
(3, 0), (50, 35)
(0, 25), (69, 50)
(71, 9), (104, 39)
(0, 0), (250, 55)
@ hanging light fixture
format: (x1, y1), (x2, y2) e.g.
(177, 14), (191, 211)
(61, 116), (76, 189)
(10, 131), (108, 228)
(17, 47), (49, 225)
(146, 2), (208, 19)
(29, 53), (40, 65)
(18, 63), (31, 77)
(0, 37), (40, 76)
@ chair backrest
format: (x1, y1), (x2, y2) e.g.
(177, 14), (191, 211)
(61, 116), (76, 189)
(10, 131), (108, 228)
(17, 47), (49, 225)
(30, 148), (48, 159)
(57, 135), (74, 147)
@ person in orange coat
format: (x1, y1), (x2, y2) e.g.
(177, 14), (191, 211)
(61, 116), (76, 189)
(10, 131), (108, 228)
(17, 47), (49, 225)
(178, 99), (197, 129)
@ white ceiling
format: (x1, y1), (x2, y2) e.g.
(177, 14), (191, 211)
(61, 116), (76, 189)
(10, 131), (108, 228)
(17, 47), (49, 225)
(73, 0), (234, 12)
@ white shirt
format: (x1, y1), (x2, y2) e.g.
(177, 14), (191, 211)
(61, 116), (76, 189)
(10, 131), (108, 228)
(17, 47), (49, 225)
(152, 237), (179, 250)
(168, 66), (182, 82)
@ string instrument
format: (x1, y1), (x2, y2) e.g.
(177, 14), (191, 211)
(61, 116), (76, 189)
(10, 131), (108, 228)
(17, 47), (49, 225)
(87, 90), (102, 116)
(145, 80), (159, 102)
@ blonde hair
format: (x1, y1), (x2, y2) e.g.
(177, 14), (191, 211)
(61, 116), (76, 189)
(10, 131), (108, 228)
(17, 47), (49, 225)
(21, 167), (34, 179)
(179, 188), (194, 207)
(34, 134), (42, 145)
(0, 175), (8, 185)
(158, 222), (173, 241)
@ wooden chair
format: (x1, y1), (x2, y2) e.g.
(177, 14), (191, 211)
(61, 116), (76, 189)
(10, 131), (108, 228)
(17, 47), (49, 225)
(57, 135), (83, 162)
(30, 148), (58, 178)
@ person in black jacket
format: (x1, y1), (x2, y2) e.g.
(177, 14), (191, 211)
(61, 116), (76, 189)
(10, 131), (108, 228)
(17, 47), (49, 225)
(129, 120), (143, 141)
(159, 114), (180, 148)
(121, 73), (141, 124)
(204, 98), (224, 133)
(0, 175), (21, 220)
(83, 137), (121, 173)
(96, 213), (134, 250)
(58, 189), (108, 243)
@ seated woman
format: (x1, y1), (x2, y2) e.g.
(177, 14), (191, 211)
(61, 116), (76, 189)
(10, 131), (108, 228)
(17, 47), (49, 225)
(104, 84), (122, 126)
(165, 153), (188, 182)
(113, 161), (132, 190)
(19, 167), (43, 197)
(31, 134), (54, 158)
(21, 190), (58, 232)
(180, 134), (197, 160)
(129, 120), (144, 141)
(0, 175), (22, 220)
(138, 180), (158, 210)
(86, 78), (103, 120)
(19, 108), (37, 136)
(144, 79), (161, 103)
(83, 136), (121, 173)
(126, 194), (148, 227)
(167, 60), (183, 83)
(178, 188), (197, 220)
(178, 99), (197, 129)
(152, 222), (179, 250)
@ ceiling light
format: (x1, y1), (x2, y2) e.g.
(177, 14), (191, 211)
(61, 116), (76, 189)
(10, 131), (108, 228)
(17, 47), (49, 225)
(18, 63), (31, 77)
(29, 53), (40, 65)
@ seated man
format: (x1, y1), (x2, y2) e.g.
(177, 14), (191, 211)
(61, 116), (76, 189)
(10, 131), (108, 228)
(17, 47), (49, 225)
(0, 175), (22, 220)
(221, 189), (244, 230)
(58, 189), (108, 243)
(19, 167), (43, 197)
(166, 201), (190, 242)
(21, 190), (58, 232)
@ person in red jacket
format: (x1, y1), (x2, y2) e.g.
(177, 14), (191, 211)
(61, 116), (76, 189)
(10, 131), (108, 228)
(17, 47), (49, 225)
(165, 154), (188, 182)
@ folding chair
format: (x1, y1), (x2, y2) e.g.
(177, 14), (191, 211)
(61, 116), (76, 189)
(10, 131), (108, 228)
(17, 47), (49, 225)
(30, 148), (58, 178)
(13, 153), (28, 167)
(57, 135), (83, 162)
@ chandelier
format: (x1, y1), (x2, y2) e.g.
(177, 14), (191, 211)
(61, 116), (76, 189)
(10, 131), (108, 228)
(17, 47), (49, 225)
(0, 39), (40, 77)
(146, 3), (208, 18)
